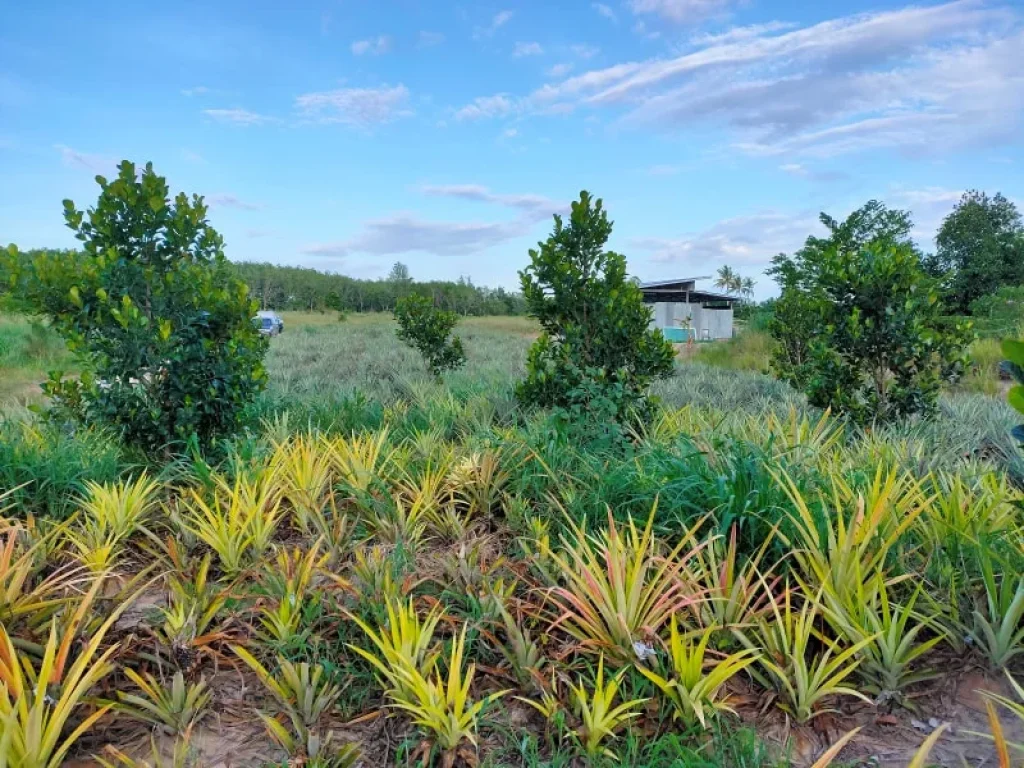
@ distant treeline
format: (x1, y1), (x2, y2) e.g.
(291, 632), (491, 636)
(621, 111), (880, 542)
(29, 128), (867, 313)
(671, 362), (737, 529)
(0, 251), (527, 316)
(232, 261), (527, 316)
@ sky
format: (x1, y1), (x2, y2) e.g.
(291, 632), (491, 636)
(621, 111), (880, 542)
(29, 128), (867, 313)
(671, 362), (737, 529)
(2, 0), (1022, 300)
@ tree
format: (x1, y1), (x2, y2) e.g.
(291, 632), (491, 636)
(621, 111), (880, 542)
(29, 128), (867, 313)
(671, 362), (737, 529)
(714, 265), (740, 294)
(388, 261), (412, 284)
(517, 191), (675, 423)
(4, 161), (267, 454)
(768, 200), (921, 392)
(394, 293), (466, 376)
(929, 191), (1024, 313)
(740, 276), (755, 299)
(768, 238), (971, 424)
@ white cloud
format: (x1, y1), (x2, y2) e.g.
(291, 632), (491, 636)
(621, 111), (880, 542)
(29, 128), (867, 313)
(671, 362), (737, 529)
(180, 86), (210, 97)
(474, 10), (514, 39)
(513, 41), (544, 57)
(524, 2), (1024, 158)
(547, 63), (574, 78)
(593, 3), (617, 22)
(454, 94), (515, 121)
(54, 144), (116, 174)
(630, 0), (734, 24)
(351, 35), (392, 56)
(571, 44), (600, 59)
(418, 31), (445, 47)
(502, 127), (519, 138)
(295, 85), (412, 126)
(207, 194), (263, 211)
(420, 184), (563, 217)
(180, 149), (206, 163)
(632, 210), (820, 275)
(202, 108), (274, 125)
(779, 163), (848, 183)
(301, 184), (565, 259)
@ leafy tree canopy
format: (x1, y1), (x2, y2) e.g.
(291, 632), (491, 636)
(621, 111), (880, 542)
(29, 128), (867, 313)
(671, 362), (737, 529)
(517, 191), (675, 427)
(394, 293), (466, 376)
(769, 201), (971, 423)
(3, 161), (267, 455)
(927, 191), (1024, 313)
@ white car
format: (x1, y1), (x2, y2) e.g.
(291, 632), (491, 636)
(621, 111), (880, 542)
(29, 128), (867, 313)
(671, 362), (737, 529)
(254, 311), (284, 336)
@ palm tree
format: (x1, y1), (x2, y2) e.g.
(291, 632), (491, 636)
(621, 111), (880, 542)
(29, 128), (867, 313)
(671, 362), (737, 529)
(740, 276), (755, 299)
(714, 265), (741, 294)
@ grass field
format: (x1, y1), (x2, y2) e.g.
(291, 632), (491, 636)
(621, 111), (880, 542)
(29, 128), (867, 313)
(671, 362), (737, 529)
(1, 311), (1023, 767)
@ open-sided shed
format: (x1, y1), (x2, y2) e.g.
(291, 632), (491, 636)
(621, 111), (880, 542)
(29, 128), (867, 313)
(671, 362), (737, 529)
(640, 276), (738, 341)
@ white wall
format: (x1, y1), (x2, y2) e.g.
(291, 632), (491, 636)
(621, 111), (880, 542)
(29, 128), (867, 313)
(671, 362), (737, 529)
(647, 301), (733, 340)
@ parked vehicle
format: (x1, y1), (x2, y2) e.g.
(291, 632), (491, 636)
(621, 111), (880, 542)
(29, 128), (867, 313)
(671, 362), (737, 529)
(254, 311), (284, 336)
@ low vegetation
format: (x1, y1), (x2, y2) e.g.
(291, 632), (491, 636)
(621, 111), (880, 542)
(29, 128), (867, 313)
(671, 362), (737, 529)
(1, 167), (1024, 767)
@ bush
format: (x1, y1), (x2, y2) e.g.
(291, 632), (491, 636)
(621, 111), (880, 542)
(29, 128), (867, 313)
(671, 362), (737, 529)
(769, 234), (971, 424)
(4, 161), (267, 455)
(517, 191), (675, 423)
(394, 293), (466, 376)
(0, 419), (128, 519)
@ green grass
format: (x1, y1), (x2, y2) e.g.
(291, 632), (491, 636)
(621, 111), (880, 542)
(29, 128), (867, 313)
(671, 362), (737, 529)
(0, 314), (71, 406)
(689, 329), (773, 373)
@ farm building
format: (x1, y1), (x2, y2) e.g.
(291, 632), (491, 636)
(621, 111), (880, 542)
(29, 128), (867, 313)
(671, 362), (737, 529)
(640, 277), (738, 341)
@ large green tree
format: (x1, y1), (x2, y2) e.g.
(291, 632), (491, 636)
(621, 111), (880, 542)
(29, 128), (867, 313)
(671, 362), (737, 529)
(769, 202), (971, 423)
(768, 201), (920, 392)
(517, 191), (675, 423)
(927, 191), (1024, 313)
(4, 161), (267, 454)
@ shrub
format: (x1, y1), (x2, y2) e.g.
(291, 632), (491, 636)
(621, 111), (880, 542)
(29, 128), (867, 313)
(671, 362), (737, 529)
(1002, 338), (1024, 445)
(517, 191), (674, 423)
(4, 161), (267, 455)
(769, 232), (971, 423)
(394, 293), (466, 376)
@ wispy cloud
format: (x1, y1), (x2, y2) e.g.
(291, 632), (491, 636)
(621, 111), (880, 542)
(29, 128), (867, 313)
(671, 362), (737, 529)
(180, 86), (210, 97)
(547, 63), (574, 79)
(779, 163), (848, 183)
(417, 30), (445, 47)
(207, 194), (263, 211)
(630, 0), (735, 24)
(513, 41), (544, 57)
(593, 3), (617, 22)
(301, 184), (564, 259)
(473, 10), (514, 39)
(351, 35), (392, 56)
(454, 94), (514, 121)
(203, 108), (274, 125)
(420, 184), (564, 218)
(295, 85), (412, 127)
(632, 210), (819, 271)
(180, 148), (206, 163)
(570, 44), (600, 59)
(517, 2), (1024, 158)
(54, 144), (116, 174)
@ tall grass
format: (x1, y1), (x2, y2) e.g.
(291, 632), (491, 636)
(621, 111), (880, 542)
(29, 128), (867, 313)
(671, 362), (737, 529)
(690, 329), (773, 373)
(0, 315), (70, 406)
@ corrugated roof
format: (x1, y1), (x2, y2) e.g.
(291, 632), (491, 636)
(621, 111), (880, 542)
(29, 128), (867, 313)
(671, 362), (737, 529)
(638, 276), (709, 289)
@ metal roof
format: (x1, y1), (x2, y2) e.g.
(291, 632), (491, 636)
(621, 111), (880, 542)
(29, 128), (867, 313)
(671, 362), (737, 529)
(638, 276), (709, 289)
(639, 276), (739, 304)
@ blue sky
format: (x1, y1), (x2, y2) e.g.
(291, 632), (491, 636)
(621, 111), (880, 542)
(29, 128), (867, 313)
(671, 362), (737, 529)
(2, 0), (1022, 299)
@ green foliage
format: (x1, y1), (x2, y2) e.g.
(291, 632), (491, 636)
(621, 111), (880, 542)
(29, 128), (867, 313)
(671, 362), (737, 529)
(235, 260), (526, 316)
(769, 201), (971, 423)
(928, 191), (1024, 313)
(970, 285), (1024, 339)
(394, 293), (467, 376)
(1002, 338), (1024, 446)
(4, 161), (267, 455)
(517, 191), (674, 423)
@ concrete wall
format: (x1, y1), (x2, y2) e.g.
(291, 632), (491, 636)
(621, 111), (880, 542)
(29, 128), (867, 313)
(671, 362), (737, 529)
(647, 301), (733, 340)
